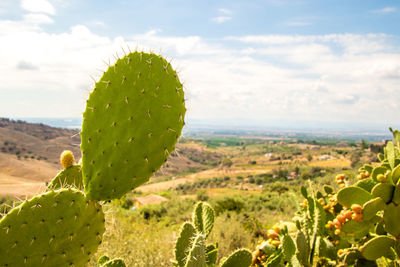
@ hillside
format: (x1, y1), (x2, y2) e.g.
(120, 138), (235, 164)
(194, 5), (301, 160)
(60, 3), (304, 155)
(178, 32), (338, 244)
(0, 118), (211, 197)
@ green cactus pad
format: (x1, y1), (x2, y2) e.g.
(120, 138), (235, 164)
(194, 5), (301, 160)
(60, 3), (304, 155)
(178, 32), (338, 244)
(362, 197), (385, 221)
(341, 220), (372, 240)
(372, 183), (394, 204)
(98, 255), (111, 265)
(47, 165), (83, 190)
(185, 234), (206, 267)
(392, 165), (400, 184)
(359, 164), (373, 174)
(175, 222), (196, 267)
(205, 244), (218, 266)
(323, 185), (334, 195)
(360, 236), (395, 261)
(355, 178), (377, 193)
(282, 235), (296, 261)
(0, 188), (105, 266)
(265, 252), (283, 266)
(386, 141), (396, 170)
(371, 166), (389, 182)
(391, 184), (400, 205)
(193, 202), (214, 238)
(260, 241), (276, 256)
(81, 51), (185, 200)
(337, 186), (373, 208)
(296, 231), (309, 266)
(100, 259), (126, 267)
(300, 186), (308, 199)
(219, 248), (252, 267)
(383, 203), (400, 237)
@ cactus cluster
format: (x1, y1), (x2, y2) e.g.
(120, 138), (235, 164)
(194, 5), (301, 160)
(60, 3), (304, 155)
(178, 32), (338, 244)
(251, 128), (400, 266)
(0, 50), (186, 266)
(173, 202), (252, 267)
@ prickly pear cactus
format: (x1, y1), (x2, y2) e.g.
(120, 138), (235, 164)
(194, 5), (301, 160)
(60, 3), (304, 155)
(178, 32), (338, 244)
(174, 202), (252, 267)
(48, 150), (84, 190)
(250, 128), (400, 266)
(81, 51), (185, 200)
(48, 165), (83, 190)
(219, 248), (252, 267)
(185, 234), (207, 267)
(193, 202), (214, 238)
(98, 256), (126, 267)
(175, 222), (197, 266)
(0, 188), (105, 266)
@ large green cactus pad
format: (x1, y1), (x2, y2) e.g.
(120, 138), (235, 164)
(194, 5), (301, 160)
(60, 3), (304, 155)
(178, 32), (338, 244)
(175, 222), (196, 267)
(337, 186), (372, 208)
(193, 202), (214, 238)
(185, 234), (206, 267)
(360, 236), (395, 260)
(282, 235), (296, 261)
(372, 183), (394, 204)
(362, 197), (385, 221)
(383, 203), (400, 237)
(47, 165), (83, 190)
(219, 248), (252, 267)
(0, 188), (105, 266)
(81, 51), (185, 200)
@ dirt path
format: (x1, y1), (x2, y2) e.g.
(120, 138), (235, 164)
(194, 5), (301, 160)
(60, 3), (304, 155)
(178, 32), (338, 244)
(138, 167), (271, 192)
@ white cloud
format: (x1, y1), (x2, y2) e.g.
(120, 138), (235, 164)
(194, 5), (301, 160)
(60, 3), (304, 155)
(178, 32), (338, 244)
(285, 21), (311, 27)
(23, 13), (54, 24)
(211, 8), (232, 24)
(16, 61), (39, 70)
(211, 16), (232, 23)
(218, 8), (232, 15)
(0, 16), (399, 127)
(372, 7), (397, 14)
(21, 0), (55, 15)
(85, 20), (107, 28)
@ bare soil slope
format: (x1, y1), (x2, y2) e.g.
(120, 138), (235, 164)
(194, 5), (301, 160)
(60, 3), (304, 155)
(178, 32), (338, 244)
(0, 118), (210, 198)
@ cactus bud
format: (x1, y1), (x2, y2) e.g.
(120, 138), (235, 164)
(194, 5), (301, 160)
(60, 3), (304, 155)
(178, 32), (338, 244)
(377, 174), (387, 183)
(60, 150), (74, 168)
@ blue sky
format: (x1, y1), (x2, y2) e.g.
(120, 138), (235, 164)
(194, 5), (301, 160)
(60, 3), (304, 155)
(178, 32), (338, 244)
(0, 0), (400, 129)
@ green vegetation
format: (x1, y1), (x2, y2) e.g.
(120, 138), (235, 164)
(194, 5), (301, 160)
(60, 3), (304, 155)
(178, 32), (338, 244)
(0, 48), (398, 266)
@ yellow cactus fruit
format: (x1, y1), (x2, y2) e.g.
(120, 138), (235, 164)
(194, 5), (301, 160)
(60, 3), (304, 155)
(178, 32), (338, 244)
(60, 150), (74, 169)
(268, 229), (278, 239)
(377, 174), (386, 183)
(272, 226), (280, 234)
(334, 229), (342, 235)
(336, 174), (345, 180)
(271, 240), (281, 246)
(352, 213), (363, 222)
(351, 204), (363, 214)
(344, 210), (352, 220)
(333, 219), (341, 229)
(336, 214), (346, 224)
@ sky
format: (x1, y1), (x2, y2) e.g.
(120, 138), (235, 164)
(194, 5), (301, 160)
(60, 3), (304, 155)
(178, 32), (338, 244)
(0, 0), (400, 129)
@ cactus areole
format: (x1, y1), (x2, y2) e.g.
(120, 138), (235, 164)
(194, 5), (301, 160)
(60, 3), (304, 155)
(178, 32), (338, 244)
(81, 51), (186, 201)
